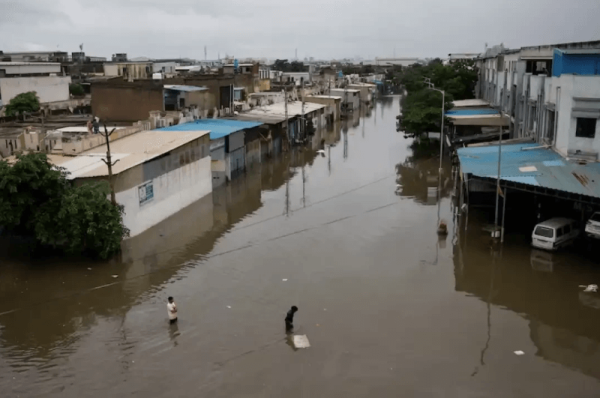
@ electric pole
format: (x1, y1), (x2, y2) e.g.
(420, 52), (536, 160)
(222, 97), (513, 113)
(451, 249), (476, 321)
(100, 122), (120, 205)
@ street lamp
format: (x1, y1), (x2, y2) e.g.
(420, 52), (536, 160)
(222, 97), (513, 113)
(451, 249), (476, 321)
(424, 79), (446, 233)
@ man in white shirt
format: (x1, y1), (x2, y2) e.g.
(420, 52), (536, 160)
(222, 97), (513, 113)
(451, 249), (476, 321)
(167, 296), (178, 324)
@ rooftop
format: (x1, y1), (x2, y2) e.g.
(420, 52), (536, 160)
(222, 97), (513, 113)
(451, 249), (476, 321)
(457, 143), (600, 199)
(254, 101), (327, 118)
(158, 119), (263, 140)
(307, 95), (343, 100)
(164, 85), (208, 92)
(0, 61), (61, 66)
(329, 88), (360, 93)
(452, 99), (490, 108)
(554, 48), (600, 55)
(48, 129), (209, 179)
(446, 109), (499, 116)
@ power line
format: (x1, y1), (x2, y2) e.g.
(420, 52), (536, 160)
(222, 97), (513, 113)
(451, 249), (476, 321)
(0, 193), (399, 318)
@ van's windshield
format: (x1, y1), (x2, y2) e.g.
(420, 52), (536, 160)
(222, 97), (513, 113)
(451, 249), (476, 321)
(534, 226), (554, 238)
(590, 213), (600, 222)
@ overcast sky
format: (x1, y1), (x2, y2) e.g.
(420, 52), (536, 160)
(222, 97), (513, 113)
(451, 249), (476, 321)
(2, 0), (600, 61)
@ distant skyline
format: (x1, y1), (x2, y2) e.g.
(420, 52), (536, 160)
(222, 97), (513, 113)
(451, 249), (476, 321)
(2, 0), (600, 61)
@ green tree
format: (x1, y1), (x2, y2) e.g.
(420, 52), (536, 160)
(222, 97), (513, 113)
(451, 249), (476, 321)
(0, 153), (129, 259)
(69, 83), (85, 96)
(0, 153), (69, 235)
(4, 92), (40, 117)
(401, 89), (453, 135)
(273, 59), (290, 72)
(35, 182), (129, 259)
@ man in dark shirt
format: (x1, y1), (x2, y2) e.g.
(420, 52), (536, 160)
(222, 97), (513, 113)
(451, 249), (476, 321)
(285, 305), (298, 333)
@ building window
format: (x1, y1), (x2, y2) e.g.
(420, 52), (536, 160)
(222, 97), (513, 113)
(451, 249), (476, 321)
(576, 118), (597, 138)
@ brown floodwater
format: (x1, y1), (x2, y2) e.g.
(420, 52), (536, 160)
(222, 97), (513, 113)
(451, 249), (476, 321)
(2, 96), (600, 397)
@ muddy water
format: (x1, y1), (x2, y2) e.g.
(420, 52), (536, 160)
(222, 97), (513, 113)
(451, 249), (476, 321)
(2, 96), (600, 397)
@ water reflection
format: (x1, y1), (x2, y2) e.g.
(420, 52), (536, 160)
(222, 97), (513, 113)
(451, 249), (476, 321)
(0, 121), (344, 372)
(454, 222), (600, 380)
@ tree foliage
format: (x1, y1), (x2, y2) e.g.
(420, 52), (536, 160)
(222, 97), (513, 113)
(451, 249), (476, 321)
(0, 153), (129, 259)
(396, 59), (479, 135)
(272, 59), (307, 72)
(69, 83), (85, 96)
(4, 92), (40, 117)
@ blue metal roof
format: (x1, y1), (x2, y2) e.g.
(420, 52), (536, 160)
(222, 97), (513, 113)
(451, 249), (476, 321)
(158, 119), (263, 140)
(457, 143), (600, 199)
(446, 109), (499, 116)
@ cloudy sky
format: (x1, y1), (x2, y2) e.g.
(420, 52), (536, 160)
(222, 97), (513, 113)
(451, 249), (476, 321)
(1, 0), (600, 61)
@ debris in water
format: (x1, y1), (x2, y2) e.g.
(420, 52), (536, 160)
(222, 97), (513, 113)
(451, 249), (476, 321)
(282, 279), (288, 282)
(293, 335), (310, 348)
(227, 306), (231, 309)
(514, 350), (525, 356)
(112, 275), (119, 278)
(580, 284), (598, 292)
(87, 268), (92, 271)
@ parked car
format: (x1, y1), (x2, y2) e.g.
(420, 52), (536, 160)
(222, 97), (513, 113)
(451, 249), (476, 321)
(584, 212), (600, 239)
(531, 217), (579, 251)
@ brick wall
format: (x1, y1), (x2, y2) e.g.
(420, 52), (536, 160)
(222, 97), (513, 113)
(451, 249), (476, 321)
(91, 83), (163, 122)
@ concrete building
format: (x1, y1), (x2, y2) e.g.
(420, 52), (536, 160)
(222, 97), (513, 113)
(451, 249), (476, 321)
(0, 62), (71, 107)
(0, 51), (69, 63)
(91, 80), (210, 122)
(457, 41), (600, 229)
(329, 88), (360, 115)
(476, 40), (600, 152)
(104, 62), (154, 80)
(447, 53), (480, 63)
(47, 129), (212, 237)
(305, 95), (342, 121)
(281, 72), (311, 87)
(375, 57), (422, 67)
(348, 83), (376, 104)
(157, 119), (263, 187)
(248, 92), (285, 107)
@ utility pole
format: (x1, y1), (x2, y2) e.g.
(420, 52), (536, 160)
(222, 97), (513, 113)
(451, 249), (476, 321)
(494, 126), (503, 236)
(100, 122), (120, 205)
(301, 79), (305, 142)
(284, 89), (290, 147)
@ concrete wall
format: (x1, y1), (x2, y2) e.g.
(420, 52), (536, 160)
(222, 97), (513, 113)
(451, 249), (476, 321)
(554, 75), (600, 157)
(0, 63), (61, 76)
(62, 122), (152, 155)
(166, 75), (235, 112)
(115, 155), (211, 237)
(0, 76), (71, 103)
(97, 137), (212, 237)
(329, 89), (360, 112)
(91, 83), (164, 122)
(0, 136), (22, 158)
(259, 78), (270, 91)
(305, 96), (341, 121)
(103, 63), (153, 79)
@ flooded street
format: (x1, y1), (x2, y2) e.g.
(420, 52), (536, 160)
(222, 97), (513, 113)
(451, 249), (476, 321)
(2, 96), (600, 397)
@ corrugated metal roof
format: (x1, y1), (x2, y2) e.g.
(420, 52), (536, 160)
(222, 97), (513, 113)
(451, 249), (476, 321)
(48, 129), (209, 179)
(158, 119), (263, 140)
(457, 143), (600, 199)
(446, 109), (499, 116)
(163, 85), (208, 92)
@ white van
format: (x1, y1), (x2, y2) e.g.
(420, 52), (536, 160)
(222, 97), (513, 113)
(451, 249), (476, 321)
(531, 218), (579, 251)
(584, 212), (600, 239)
